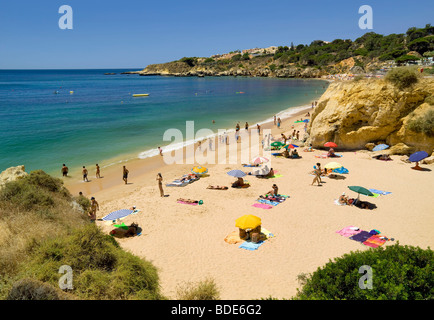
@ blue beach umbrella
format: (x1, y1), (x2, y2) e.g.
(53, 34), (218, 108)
(409, 151), (429, 163)
(227, 170), (246, 178)
(303, 119), (309, 123)
(372, 144), (389, 152)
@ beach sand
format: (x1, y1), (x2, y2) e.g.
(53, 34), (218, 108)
(64, 106), (434, 300)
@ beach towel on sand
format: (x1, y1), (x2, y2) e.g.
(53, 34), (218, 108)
(334, 199), (346, 206)
(349, 231), (372, 243)
(252, 202), (273, 209)
(239, 240), (264, 251)
(363, 235), (387, 248)
(368, 189), (392, 196)
(336, 226), (362, 237)
(177, 200), (199, 206)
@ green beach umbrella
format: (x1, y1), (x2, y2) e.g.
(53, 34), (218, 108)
(348, 186), (374, 199)
(271, 141), (284, 147)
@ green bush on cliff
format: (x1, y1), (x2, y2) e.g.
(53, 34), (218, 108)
(385, 66), (420, 89)
(0, 171), (164, 300)
(294, 243), (433, 300)
(407, 109), (434, 137)
(176, 278), (220, 300)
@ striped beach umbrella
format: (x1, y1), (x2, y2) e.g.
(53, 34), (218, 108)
(252, 156), (269, 164)
(101, 209), (134, 221)
(226, 170), (246, 178)
(281, 144), (299, 149)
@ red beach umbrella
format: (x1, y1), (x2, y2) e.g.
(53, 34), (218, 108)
(324, 142), (338, 148)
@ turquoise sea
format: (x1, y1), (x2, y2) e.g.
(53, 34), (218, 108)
(0, 69), (328, 175)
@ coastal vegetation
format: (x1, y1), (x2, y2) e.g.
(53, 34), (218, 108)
(384, 66), (421, 89)
(176, 278), (220, 300)
(139, 24), (434, 78)
(0, 170), (163, 300)
(293, 244), (433, 300)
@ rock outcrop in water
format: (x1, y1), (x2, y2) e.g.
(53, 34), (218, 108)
(307, 78), (434, 154)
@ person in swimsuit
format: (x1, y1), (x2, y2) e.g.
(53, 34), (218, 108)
(277, 117), (281, 128)
(157, 173), (164, 197)
(95, 164), (101, 178)
(245, 122), (249, 130)
(88, 197), (99, 222)
(311, 163), (322, 186)
(82, 166), (89, 182)
(123, 166), (129, 184)
(61, 164), (69, 177)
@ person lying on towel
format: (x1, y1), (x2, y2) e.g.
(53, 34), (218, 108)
(110, 222), (139, 238)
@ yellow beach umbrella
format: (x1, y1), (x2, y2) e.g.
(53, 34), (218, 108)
(324, 162), (343, 170)
(235, 214), (261, 230)
(191, 166), (208, 175)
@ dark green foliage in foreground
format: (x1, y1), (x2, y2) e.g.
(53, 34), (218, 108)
(0, 171), (164, 300)
(385, 66), (421, 89)
(407, 109), (434, 137)
(17, 224), (164, 300)
(294, 244), (433, 300)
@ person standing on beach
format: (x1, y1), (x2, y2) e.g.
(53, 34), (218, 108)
(257, 124), (261, 135)
(296, 131), (300, 140)
(123, 166), (129, 185)
(208, 138), (212, 151)
(96, 164), (101, 178)
(245, 122), (249, 130)
(156, 173), (164, 197)
(198, 141), (202, 151)
(277, 117), (281, 129)
(82, 166), (89, 182)
(61, 164), (69, 177)
(88, 197), (99, 222)
(274, 115), (276, 125)
(158, 147), (163, 156)
(281, 133), (288, 144)
(236, 123), (240, 132)
(311, 163), (322, 186)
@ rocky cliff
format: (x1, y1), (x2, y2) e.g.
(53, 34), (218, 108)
(0, 165), (28, 188)
(307, 77), (434, 154)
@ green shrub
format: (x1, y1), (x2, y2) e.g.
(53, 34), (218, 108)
(294, 244), (433, 300)
(176, 278), (220, 300)
(74, 195), (91, 212)
(407, 109), (434, 137)
(385, 66), (421, 89)
(0, 180), (55, 211)
(21, 224), (163, 300)
(7, 278), (72, 300)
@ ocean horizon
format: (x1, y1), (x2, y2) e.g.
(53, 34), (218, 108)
(0, 69), (328, 175)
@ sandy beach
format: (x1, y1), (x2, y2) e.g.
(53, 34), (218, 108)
(64, 104), (434, 300)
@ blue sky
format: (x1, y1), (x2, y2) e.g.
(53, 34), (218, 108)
(0, 0), (432, 69)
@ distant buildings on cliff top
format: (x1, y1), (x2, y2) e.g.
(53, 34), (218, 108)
(211, 46), (278, 60)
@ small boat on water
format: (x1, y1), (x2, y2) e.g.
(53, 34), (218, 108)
(132, 93), (149, 97)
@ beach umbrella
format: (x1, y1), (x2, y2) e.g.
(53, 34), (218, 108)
(348, 186), (374, 200)
(281, 144), (299, 149)
(235, 214), (261, 230)
(372, 144), (389, 152)
(409, 151), (429, 163)
(191, 166), (208, 175)
(303, 119), (309, 123)
(101, 209), (134, 221)
(324, 142), (338, 148)
(227, 170), (246, 178)
(252, 156), (269, 164)
(324, 162), (343, 170)
(271, 141), (284, 147)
